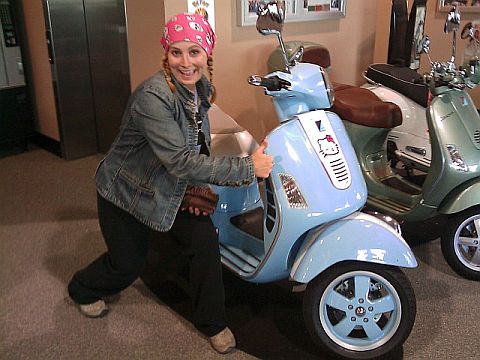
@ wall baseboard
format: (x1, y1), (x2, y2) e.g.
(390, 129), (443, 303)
(30, 132), (62, 157)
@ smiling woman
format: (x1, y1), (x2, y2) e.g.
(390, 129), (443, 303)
(66, 11), (273, 356)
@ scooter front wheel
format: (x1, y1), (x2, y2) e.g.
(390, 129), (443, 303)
(441, 206), (480, 281)
(303, 261), (416, 360)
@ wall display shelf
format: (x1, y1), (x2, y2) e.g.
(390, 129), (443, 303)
(238, 0), (346, 26)
(438, 0), (480, 12)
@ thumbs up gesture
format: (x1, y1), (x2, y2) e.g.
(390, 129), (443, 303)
(251, 138), (274, 178)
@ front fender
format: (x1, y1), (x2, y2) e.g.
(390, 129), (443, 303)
(290, 212), (418, 284)
(439, 180), (480, 215)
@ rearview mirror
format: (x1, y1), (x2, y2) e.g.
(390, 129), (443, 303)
(417, 35), (430, 55)
(256, 1), (285, 36)
(461, 22), (474, 39)
(444, 6), (460, 34)
(256, 1), (290, 72)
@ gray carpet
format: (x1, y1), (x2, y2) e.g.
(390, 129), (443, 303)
(0, 148), (479, 360)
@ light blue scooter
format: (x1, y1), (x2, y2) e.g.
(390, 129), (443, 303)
(209, 2), (417, 359)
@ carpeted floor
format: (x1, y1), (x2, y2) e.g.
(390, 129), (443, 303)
(1, 147), (479, 359)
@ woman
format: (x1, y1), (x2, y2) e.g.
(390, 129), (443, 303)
(67, 13), (273, 354)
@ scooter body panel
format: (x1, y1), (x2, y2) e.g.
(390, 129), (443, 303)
(439, 179), (480, 214)
(290, 212), (418, 284)
(212, 110), (370, 283)
(430, 90), (480, 152)
(267, 63), (332, 121)
(363, 84), (431, 168)
(421, 91), (480, 207)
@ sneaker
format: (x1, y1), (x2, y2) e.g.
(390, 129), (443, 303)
(209, 327), (236, 354)
(79, 299), (109, 318)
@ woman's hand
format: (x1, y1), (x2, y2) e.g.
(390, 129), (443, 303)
(186, 207), (209, 216)
(251, 138), (274, 178)
(180, 206), (210, 216)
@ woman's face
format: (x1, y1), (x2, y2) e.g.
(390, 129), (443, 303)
(167, 41), (208, 91)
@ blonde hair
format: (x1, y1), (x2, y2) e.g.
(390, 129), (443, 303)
(162, 54), (216, 103)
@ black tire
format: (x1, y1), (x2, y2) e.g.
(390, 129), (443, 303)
(441, 206), (480, 281)
(303, 261), (416, 360)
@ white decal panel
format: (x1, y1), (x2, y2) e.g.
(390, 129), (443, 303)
(298, 110), (351, 189)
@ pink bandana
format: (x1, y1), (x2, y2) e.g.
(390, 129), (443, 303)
(161, 13), (216, 56)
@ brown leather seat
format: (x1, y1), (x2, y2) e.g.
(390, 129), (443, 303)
(332, 84), (403, 128)
(297, 44), (402, 129)
(302, 46), (331, 69)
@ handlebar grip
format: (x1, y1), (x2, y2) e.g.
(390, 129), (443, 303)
(248, 75), (291, 91)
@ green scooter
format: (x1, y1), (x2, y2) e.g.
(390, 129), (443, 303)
(333, 9), (480, 280)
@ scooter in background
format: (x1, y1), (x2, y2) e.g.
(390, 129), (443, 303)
(362, 7), (480, 176)
(332, 7), (480, 281)
(209, 2), (417, 359)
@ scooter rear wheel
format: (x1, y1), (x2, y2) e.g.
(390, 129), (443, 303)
(303, 261), (416, 360)
(441, 206), (480, 281)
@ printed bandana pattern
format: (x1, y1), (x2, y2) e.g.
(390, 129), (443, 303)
(161, 13), (216, 56)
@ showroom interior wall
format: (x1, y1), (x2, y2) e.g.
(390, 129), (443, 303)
(127, 0), (382, 141)
(21, 0), (380, 148)
(22, 0), (59, 142)
(22, 0), (477, 150)
(373, 0), (480, 107)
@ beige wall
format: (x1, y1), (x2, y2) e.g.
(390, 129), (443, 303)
(373, 0), (480, 106)
(124, 0), (165, 90)
(22, 0), (59, 141)
(28, 1), (452, 144)
(20, 0), (381, 143)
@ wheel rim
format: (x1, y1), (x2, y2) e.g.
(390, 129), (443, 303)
(453, 213), (480, 272)
(319, 270), (402, 352)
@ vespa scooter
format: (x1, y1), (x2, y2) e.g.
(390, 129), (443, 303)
(336, 7), (480, 281)
(209, 2), (417, 359)
(362, 7), (477, 175)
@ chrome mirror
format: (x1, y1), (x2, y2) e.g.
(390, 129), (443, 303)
(461, 22), (474, 40)
(417, 35), (430, 55)
(416, 35), (434, 67)
(256, 1), (285, 36)
(444, 6), (461, 67)
(444, 6), (460, 34)
(256, 1), (290, 72)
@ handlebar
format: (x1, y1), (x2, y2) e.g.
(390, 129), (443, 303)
(248, 75), (292, 91)
(419, 60), (476, 90)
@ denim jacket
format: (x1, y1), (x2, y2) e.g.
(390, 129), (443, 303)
(95, 71), (255, 231)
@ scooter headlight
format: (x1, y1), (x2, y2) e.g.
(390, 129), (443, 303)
(320, 67), (335, 107)
(279, 173), (308, 209)
(446, 144), (469, 172)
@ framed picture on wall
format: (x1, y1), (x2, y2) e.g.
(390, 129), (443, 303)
(238, 0), (346, 26)
(409, 4), (427, 69)
(188, 0), (216, 30)
(438, 0), (480, 12)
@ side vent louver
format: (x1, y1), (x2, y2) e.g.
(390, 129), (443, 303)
(264, 177), (276, 233)
(474, 130), (480, 145)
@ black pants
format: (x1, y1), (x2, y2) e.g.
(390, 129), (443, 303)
(68, 194), (226, 337)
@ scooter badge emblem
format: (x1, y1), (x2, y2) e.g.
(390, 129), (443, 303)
(297, 110), (352, 190)
(318, 134), (339, 157)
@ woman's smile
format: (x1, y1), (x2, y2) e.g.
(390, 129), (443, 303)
(168, 42), (208, 91)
